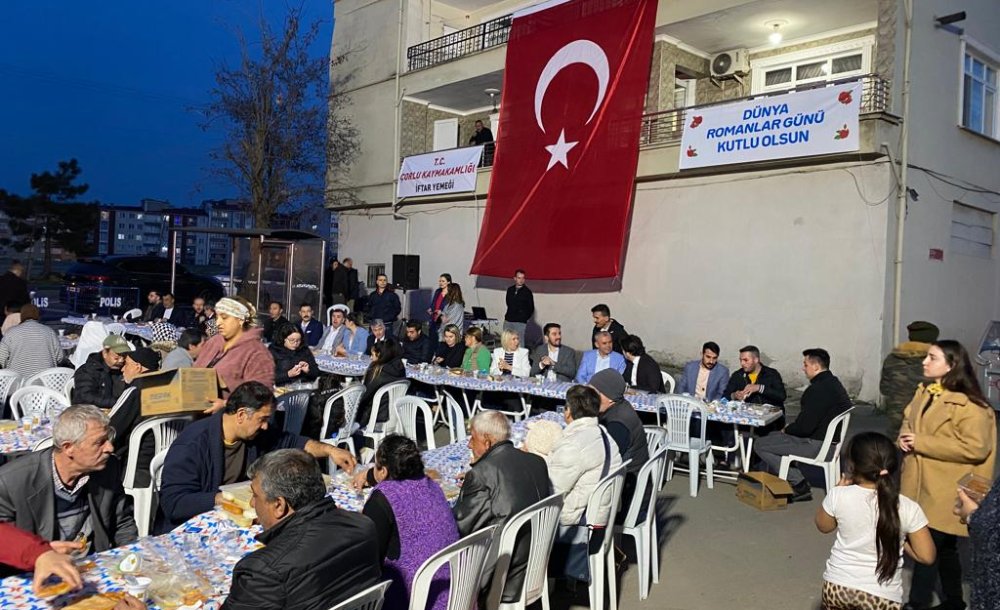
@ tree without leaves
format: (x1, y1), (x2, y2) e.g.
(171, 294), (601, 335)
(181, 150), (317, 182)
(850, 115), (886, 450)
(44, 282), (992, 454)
(204, 9), (357, 228)
(0, 159), (99, 278)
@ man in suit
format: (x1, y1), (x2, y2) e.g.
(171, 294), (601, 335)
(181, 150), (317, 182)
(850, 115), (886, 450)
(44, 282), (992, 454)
(724, 344), (787, 430)
(677, 341), (730, 401)
(158, 293), (188, 327)
(575, 331), (626, 384)
(590, 304), (628, 353)
(530, 323), (579, 382)
(620, 334), (665, 393)
(297, 303), (324, 348)
(364, 318), (388, 356)
(142, 290), (164, 322)
(0, 405), (138, 554)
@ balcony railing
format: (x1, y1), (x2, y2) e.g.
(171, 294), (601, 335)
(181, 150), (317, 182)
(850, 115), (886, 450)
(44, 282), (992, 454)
(407, 15), (513, 72)
(641, 74), (891, 147)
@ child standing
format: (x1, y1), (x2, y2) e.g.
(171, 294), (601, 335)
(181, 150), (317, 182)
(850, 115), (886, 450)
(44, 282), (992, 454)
(816, 432), (936, 609)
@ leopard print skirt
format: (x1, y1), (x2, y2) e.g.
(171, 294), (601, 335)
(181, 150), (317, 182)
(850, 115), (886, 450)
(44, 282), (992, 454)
(822, 581), (901, 610)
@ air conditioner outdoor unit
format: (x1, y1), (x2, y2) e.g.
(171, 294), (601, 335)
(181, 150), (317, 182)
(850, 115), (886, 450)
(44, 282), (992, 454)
(710, 49), (750, 78)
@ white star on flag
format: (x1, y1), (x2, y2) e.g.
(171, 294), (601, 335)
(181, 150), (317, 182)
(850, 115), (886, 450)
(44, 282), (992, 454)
(544, 129), (578, 171)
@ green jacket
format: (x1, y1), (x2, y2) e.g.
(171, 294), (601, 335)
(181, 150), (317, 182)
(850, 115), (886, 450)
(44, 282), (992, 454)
(879, 341), (930, 421)
(462, 344), (491, 373)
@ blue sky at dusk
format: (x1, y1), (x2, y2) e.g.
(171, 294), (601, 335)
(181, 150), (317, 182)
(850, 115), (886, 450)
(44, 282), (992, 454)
(0, 1), (333, 207)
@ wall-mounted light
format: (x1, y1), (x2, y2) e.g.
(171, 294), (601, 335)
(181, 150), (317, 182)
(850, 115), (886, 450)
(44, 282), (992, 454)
(484, 88), (500, 112)
(764, 20), (788, 45)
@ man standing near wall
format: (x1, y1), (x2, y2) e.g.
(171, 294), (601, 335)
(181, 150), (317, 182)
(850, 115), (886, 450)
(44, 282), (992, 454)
(504, 269), (533, 347)
(342, 258), (360, 311)
(879, 321), (938, 429)
(590, 304), (628, 354)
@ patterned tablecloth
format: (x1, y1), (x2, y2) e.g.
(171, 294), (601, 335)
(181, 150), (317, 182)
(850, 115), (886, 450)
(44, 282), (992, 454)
(61, 317), (160, 342)
(0, 422), (53, 455)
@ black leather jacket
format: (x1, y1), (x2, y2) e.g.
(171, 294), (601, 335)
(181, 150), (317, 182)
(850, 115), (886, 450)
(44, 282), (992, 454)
(72, 351), (127, 409)
(222, 497), (382, 610)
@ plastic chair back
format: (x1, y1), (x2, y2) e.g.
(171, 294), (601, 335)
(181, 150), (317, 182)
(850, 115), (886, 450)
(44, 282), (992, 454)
(320, 384), (365, 440)
(328, 580), (391, 610)
(70, 321), (111, 368)
(0, 370), (22, 407)
(9, 386), (70, 421)
(621, 449), (666, 529)
(643, 425), (667, 455)
(585, 462), (628, 533)
(62, 377), (75, 402)
(276, 389), (312, 435)
(817, 407), (854, 462)
(408, 525), (500, 610)
(122, 415), (193, 490)
(107, 387), (137, 420)
(393, 396), (437, 450)
(122, 309), (143, 322)
(444, 393), (467, 444)
(365, 380), (410, 435)
(660, 370), (676, 393)
(25, 367), (76, 393)
(487, 494), (564, 610)
(150, 449), (169, 491)
(105, 322), (126, 336)
(658, 395), (706, 450)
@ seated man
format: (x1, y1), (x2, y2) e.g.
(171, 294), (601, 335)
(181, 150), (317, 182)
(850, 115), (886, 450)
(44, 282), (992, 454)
(575, 331), (626, 384)
(0, 405), (138, 554)
(620, 335), (664, 393)
(108, 347), (161, 488)
(1, 300), (22, 335)
(221, 449), (381, 610)
(723, 345), (787, 428)
(143, 290), (164, 322)
(677, 341), (730, 402)
(158, 381), (356, 529)
(454, 411), (551, 603)
(364, 318), (388, 356)
(401, 320), (434, 364)
(530, 323), (579, 383)
(590, 303), (627, 353)
(0, 304), (63, 378)
(591, 369), (649, 509)
(297, 303), (324, 348)
(72, 334), (129, 409)
(159, 293), (188, 327)
(261, 301), (289, 345)
(162, 328), (205, 370)
(318, 304), (349, 353)
(753, 348), (851, 502)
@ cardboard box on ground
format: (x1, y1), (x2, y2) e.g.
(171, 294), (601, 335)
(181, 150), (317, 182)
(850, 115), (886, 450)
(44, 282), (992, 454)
(136, 368), (219, 417)
(736, 471), (794, 511)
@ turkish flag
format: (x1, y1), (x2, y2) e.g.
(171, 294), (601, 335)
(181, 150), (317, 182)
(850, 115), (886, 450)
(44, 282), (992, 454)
(470, 0), (656, 280)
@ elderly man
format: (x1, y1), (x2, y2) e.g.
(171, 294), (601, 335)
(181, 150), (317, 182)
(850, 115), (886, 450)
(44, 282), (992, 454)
(221, 449), (381, 609)
(401, 320), (434, 364)
(677, 341), (730, 402)
(454, 410), (550, 603)
(754, 348), (852, 502)
(108, 347), (161, 489)
(162, 328), (205, 370)
(159, 381), (357, 530)
(319, 304), (350, 353)
(143, 290), (164, 322)
(73, 334), (130, 409)
(364, 318), (388, 356)
(365, 274), (401, 337)
(0, 405), (138, 554)
(575, 331), (626, 384)
(590, 304), (627, 354)
(531, 323), (579, 383)
(723, 345), (787, 427)
(591, 369), (649, 509)
(297, 303), (324, 348)
(0, 304), (63, 378)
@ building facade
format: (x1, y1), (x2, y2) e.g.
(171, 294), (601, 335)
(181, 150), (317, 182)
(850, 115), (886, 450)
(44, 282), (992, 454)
(327, 0), (1000, 401)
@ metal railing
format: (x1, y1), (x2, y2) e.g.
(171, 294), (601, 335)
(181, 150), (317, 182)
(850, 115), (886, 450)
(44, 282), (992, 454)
(407, 15), (513, 71)
(640, 74), (891, 147)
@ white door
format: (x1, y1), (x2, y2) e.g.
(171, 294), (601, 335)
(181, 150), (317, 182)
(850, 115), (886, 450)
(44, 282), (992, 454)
(432, 118), (459, 151)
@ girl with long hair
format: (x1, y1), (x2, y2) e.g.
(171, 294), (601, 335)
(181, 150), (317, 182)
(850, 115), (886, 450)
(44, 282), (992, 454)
(439, 282), (465, 341)
(356, 338), (406, 427)
(898, 340), (997, 610)
(816, 432), (935, 609)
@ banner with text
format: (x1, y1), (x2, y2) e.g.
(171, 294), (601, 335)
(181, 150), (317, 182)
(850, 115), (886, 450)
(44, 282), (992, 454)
(678, 81), (861, 169)
(397, 146), (484, 198)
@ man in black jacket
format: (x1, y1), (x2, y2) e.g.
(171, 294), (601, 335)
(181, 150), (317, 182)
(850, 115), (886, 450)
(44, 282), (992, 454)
(503, 269), (533, 346)
(590, 304), (628, 353)
(0, 262), (30, 313)
(222, 449), (381, 610)
(261, 301), (289, 345)
(401, 320), (434, 364)
(455, 410), (550, 603)
(723, 344), (787, 411)
(753, 348), (851, 502)
(343, 258), (360, 310)
(72, 335), (130, 409)
(108, 348), (161, 489)
(592, 369), (649, 510)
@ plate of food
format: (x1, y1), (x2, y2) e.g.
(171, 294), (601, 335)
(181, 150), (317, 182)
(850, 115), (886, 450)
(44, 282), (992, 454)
(61, 591), (128, 610)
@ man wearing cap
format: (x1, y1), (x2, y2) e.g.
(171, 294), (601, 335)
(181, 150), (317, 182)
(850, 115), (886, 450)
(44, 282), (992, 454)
(591, 369), (649, 509)
(318, 304), (349, 353)
(879, 321), (939, 429)
(72, 335), (130, 409)
(0, 304), (63, 378)
(108, 347), (162, 488)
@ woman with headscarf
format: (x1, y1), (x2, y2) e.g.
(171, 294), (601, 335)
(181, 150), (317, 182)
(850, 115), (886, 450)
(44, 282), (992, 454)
(196, 296), (274, 412)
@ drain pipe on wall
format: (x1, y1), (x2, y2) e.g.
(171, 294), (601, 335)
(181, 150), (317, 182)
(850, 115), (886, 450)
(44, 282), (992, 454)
(892, 0), (913, 345)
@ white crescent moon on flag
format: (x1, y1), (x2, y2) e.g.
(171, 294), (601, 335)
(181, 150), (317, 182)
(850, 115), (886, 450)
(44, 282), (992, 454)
(534, 39), (609, 133)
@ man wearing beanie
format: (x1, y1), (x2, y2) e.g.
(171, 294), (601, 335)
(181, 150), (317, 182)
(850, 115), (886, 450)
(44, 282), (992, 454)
(109, 347), (162, 489)
(879, 321), (939, 429)
(590, 369), (649, 509)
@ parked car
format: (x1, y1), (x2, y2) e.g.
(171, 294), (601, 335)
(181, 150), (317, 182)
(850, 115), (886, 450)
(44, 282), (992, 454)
(62, 256), (224, 314)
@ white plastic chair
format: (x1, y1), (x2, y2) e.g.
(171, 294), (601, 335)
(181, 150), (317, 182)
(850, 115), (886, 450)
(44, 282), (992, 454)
(487, 493), (564, 610)
(443, 393), (467, 445)
(9, 386), (70, 421)
(150, 449), (168, 492)
(393, 396), (437, 450)
(362, 380), (410, 458)
(107, 387), (137, 420)
(0, 370), (22, 407)
(643, 425), (668, 489)
(321, 385), (365, 465)
(659, 395), (714, 497)
(122, 308), (143, 322)
(408, 525), (500, 610)
(276, 389), (312, 435)
(615, 448), (667, 600)
(33, 437), (54, 452)
(123, 415), (192, 537)
(585, 462), (628, 610)
(105, 322), (126, 336)
(62, 377), (75, 402)
(660, 371), (675, 394)
(328, 580), (391, 610)
(69, 321), (111, 368)
(779, 407), (855, 491)
(25, 367), (76, 393)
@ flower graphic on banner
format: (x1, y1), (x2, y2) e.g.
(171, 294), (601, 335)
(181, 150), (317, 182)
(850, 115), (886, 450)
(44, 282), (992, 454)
(689, 115), (703, 128)
(686, 146), (698, 157)
(838, 90), (853, 105)
(834, 124), (850, 139)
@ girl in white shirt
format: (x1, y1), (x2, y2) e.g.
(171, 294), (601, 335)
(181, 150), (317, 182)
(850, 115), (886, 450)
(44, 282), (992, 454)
(815, 432), (936, 609)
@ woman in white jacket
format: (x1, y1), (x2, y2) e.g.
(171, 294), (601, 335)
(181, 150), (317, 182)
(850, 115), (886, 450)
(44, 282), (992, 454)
(490, 330), (531, 377)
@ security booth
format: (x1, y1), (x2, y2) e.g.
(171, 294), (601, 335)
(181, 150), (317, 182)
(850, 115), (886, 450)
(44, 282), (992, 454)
(977, 321), (1000, 410)
(167, 227), (326, 319)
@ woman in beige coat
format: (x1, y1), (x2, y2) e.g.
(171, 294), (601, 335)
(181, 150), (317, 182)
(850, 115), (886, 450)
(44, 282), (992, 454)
(898, 340), (996, 610)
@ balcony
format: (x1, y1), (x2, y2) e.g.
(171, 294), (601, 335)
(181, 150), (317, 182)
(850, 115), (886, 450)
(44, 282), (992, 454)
(640, 74), (891, 148)
(407, 15), (512, 72)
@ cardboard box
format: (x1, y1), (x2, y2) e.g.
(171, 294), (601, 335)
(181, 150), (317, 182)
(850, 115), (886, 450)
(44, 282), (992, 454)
(137, 367), (219, 417)
(735, 471), (794, 511)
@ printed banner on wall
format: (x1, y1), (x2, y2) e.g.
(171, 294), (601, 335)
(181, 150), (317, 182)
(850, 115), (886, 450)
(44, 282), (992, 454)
(678, 81), (862, 169)
(397, 146), (484, 198)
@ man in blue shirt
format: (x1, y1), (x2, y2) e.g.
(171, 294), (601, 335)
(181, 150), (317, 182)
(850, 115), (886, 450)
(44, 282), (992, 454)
(576, 331), (626, 384)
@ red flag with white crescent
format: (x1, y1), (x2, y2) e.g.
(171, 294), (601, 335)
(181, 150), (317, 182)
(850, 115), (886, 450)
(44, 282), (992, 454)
(470, 0), (656, 280)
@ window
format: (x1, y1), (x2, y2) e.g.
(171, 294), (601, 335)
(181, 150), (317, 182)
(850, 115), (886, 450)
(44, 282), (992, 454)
(366, 264), (385, 288)
(951, 202), (994, 258)
(961, 45), (999, 138)
(751, 37), (874, 95)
